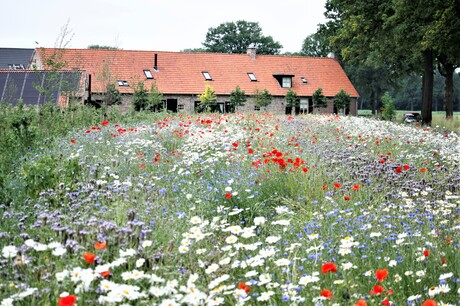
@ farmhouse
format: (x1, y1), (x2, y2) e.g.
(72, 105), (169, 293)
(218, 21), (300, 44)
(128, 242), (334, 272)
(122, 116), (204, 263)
(29, 47), (359, 114)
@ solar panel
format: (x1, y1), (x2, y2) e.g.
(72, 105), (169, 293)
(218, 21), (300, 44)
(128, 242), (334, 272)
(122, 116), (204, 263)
(0, 71), (83, 106)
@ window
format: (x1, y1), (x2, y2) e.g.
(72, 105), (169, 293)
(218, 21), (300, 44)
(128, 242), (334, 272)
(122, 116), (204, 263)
(248, 73), (257, 81)
(300, 98), (309, 110)
(301, 77), (307, 84)
(117, 80), (129, 86)
(202, 71), (212, 81)
(178, 104), (184, 111)
(254, 105), (260, 111)
(282, 77), (292, 88)
(273, 74), (294, 88)
(144, 69), (153, 79)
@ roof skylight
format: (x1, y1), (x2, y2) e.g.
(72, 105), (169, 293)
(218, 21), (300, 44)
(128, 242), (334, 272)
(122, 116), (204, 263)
(248, 73), (257, 81)
(202, 71), (212, 81)
(144, 70), (153, 79)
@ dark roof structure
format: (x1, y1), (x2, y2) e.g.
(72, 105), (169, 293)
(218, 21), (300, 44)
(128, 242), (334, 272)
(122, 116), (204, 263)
(0, 70), (86, 106)
(0, 48), (34, 70)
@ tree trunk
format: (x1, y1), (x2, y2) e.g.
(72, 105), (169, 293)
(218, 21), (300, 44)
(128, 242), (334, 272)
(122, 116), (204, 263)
(444, 63), (454, 120)
(421, 49), (433, 125)
(370, 89), (376, 115)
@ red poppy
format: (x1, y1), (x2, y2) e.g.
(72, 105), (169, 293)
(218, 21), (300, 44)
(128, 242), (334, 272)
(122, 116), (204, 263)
(248, 148), (254, 154)
(423, 249), (430, 257)
(422, 300), (437, 306)
(237, 282), (250, 294)
(334, 182), (342, 189)
(302, 167), (308, 173)
(381, 298), (391, 306)
(354, 300), (368, 306)
(83, 252), (96, 264)
(352, 184), (360, 191)
(441, 257), (447, 264)
(395, 166), (402, 173)
(420, 167), (427, 173)
(58, 295), (77, 306)
(370, 285), (385, 295)
(375, 269), (389, 282)
(101, 120), (109, 126)
(403, 164), (410, 170)
(322, 185), (328, 190)
(70, 139), (76, 144)
(225, 193), (232, 200)
(94, 241), (107, 250)
(100, 270), (111, 278)
(321, 262), (337, 274)
(232, 142), (238, 148)
(320, 289), (333, 299)
(344, 195), (350, 201)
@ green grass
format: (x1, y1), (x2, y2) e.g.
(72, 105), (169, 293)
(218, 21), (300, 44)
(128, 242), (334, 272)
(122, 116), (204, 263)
(358, 109), (460, 133)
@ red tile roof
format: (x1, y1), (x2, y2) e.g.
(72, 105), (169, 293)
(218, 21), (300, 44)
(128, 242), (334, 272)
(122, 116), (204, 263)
(36, 48), (359, 97)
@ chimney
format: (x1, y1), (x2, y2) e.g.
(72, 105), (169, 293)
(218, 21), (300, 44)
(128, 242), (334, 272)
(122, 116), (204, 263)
(154, 53), (158, 71)
(247, 46), (256, 60)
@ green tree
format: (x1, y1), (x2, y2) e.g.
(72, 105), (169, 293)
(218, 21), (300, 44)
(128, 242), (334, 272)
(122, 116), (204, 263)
(229, 85), (247, 112)
(105, 83), (121, 107)
(203, 20), (283, 55)
(133, 82), (149, 111)
(424, 1), (460, 119)
(285, 88), (300, 114)
(334, 89), (350, 114)
(325, 0), (460, 124)
(254, 89), (272, 111)
(312, 87), (328, 109)
(198, 85), (217, 112)
(380, 92), (395, 121)
(300, 25), (333, 57)
(87, 45), (120, 50)
(148, 82), (164, 112)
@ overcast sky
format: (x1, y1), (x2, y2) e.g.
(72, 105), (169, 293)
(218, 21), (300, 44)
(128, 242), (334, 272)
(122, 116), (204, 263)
(2, 0), (327, 53)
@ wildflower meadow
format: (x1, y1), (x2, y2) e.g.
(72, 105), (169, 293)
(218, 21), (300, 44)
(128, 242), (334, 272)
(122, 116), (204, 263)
(0, 113), (459, 306)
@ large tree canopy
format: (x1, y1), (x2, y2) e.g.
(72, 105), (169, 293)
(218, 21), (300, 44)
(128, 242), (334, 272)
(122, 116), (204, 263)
(202, 20), (282, 55)
(323, 0), (460, 124)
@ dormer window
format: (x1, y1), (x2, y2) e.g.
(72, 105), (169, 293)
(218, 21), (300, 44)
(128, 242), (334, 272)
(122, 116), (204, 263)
(248, 73), (257, 81)
(282, 77), (292, 88)
(144, 69), (153, 79)
(202, 71), (212, 81)
(117, 80), (129, 86)
(273, 74), (294, 88)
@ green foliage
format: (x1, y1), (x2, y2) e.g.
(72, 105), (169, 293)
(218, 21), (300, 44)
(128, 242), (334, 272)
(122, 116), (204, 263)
(87, 45), (120, 50)
(380, 92), (396, 121)
(300, 28), (331, 57)
(21, 154), (81, 198)
(312, 87), (328, 108)
(285, 88), (300, 108)
(229, 85), (247, 112)
(254, 89), (272, 111)
(105, 83), (121, 106)
(198, 85), (217, 112)
(149, 82), (164, 112)
(334, 89), (351, 113)
(203, 20), (283, 55)
(0, 101), (105, 203)
(133, 82), (150, 111)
